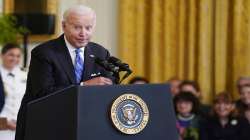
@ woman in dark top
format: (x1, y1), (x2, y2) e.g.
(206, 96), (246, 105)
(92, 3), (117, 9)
(200, 92), (250, 140)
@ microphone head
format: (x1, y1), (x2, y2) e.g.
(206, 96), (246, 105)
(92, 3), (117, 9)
(108, 56), (132, 72)
(93, 56), (119, 73)
(109, 56), (122, 64)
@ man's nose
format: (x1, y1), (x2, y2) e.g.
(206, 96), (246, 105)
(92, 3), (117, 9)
(79, 28), (87, 36)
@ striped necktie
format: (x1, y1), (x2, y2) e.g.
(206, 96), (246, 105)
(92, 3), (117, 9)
(74, 49), (84, 84)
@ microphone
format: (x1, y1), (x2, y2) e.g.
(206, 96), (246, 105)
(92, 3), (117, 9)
(108, 56), (131, 72)
(90, 55), (132, 84)
(108, 56), (132, 83)
(90, 55), (119, 73)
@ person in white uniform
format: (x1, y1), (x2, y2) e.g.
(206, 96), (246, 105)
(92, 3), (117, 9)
(0, 43), (27, 140)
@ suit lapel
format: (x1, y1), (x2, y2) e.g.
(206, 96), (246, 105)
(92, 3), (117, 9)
(54, 35), (76, 84)
(83, 44), (95, 81)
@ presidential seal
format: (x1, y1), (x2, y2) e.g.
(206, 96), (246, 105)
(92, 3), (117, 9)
(111, 94), (149, 135)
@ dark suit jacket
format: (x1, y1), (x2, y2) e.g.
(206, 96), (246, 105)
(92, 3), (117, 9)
(0, 74), (4, 112)
(15, 35), (115, 140)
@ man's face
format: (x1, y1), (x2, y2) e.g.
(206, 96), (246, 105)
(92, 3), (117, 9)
(1, 48), (22, 70)
(62, 12), (95, 48)
(238, 79), (250, 93)
(240, 86), (250, 105)
(170, 80), (181, 96)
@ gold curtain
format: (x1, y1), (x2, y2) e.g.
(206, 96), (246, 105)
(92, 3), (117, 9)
(118, 0), (250, 104)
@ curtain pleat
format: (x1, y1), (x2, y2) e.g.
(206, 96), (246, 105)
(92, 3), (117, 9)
(118, 0), (250, 104)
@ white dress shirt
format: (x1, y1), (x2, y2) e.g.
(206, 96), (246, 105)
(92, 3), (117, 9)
(0, 66), (27, 121)
(64, 36), (85, 66)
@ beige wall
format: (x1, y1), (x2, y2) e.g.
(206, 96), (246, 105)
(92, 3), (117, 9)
(0, 1), (2, 12)
(29, 0), (118, 66)
(0, 0), (118, 66)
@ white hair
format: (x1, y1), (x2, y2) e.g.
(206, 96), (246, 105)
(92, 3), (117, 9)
(63, 5), (96, 23)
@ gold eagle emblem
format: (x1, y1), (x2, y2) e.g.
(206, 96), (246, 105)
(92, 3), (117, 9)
(111, 94), (149, 134)
(122, 104), (138, 125)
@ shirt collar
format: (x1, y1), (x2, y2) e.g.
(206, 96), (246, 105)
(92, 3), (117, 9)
(0, 66), (19, 77)
(64, 36), (85, 53)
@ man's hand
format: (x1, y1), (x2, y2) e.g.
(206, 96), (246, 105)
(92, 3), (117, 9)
(82, 77), (113, 86)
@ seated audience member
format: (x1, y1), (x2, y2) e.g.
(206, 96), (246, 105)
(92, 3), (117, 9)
(235, 77), (250, 106)
(236, 84), (250, 123)
(200, 92), (250, 140)
(0, 43), (27, 139)
(179, 80), (211, 117)
(128, 76), (149, 84)
(179, 80), (201, 98)
(174, 91), (201, 140)
(236, 77), (250, 90)
(167, 77), (181, 97)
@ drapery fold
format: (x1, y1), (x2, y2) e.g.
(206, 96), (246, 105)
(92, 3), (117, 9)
(119, 0), (250, 104)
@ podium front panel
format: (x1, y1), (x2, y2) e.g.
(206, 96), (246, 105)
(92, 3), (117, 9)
(77, 84), (178, 140)
(25, 84), (178, 140)
(25, 86), (78, 140)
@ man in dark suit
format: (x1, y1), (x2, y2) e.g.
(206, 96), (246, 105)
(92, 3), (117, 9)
(15, 5), (114, 140)
(0, 75), (4, 113)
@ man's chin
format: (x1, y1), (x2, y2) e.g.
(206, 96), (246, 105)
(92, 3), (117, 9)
(76, 42), (89, 48)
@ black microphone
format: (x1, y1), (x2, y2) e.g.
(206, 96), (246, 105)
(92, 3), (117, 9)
(90, 55), (119, 73)
(108, 56), (132, 83)
(108, 56), (131, 72)
(90, 55), (132, 84)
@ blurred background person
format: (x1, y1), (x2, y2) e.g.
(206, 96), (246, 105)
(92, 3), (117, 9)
(179, 80), (201, 98)
(244, 107), (250, 124)
(179, 80), (211, 118)
(236, 84), (250, 123)
(236, 77), (250, 92)
(128, 76), (149, 84)
(167, 77), (181, 97)
(235, 77), (250, 108)
(174, 91), (201, 140)
(200, 92), (250, 140)
(0, 43), (27, 140)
